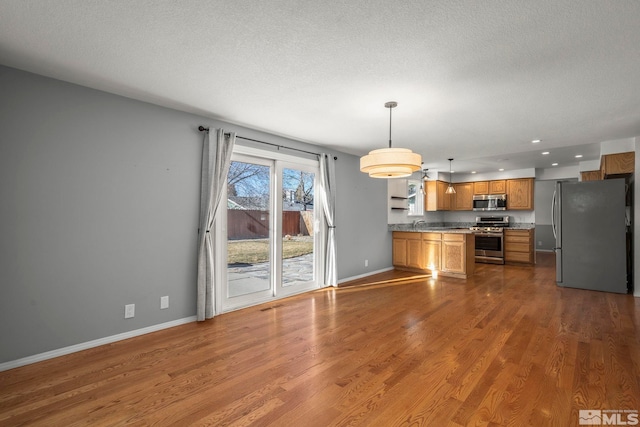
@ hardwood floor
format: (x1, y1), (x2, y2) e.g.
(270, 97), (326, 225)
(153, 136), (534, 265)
(2, 253), (639, 426)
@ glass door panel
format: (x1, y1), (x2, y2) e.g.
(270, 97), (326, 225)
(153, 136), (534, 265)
(226, 158), (272, 300)
(281, 167), (316, 288)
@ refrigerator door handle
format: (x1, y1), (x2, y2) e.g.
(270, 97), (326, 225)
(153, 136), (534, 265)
(551, 188), (557, 239)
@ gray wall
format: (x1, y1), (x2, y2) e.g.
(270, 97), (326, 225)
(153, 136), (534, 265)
(0, 66), (391, 363)
(534, 180), (556, 251)
(335, 154), (391, 279)
(534, 178), (579, 251)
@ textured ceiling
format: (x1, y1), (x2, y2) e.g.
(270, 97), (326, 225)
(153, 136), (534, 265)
(1, 0), (640, 174)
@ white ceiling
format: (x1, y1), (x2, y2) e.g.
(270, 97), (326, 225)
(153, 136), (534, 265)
(1, 0), (640, 174)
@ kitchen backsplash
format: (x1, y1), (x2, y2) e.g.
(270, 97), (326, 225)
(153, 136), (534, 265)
(394, 210), (535, 226)
(444, 210), (535, 224)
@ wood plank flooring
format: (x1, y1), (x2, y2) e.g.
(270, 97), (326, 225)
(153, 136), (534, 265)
(1, 253), (639, 426)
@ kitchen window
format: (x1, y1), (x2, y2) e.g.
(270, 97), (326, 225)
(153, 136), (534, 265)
(408, 180), (424, 216)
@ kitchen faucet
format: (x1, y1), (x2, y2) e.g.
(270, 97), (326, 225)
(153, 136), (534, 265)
(412, 219), (426, 229)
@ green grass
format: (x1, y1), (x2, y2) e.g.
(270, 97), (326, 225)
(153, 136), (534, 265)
(227, 238), (313, 264)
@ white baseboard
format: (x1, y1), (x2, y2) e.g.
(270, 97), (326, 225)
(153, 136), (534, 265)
(0, 316), (197, 372)
(338, 267), (394, 285)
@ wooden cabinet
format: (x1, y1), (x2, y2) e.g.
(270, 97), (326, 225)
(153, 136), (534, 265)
(429, 178), (534, 211)
(473, 181), (489, 195)
(422, 233), (442, 271)
(406, 236), (425, 269)
(424, 180), (452, 211)
(473, 180), (506, 195)
(506, 178), (534, 210)
(504, 229), (535, 264)
(441, 234), (475, 277)
(392, 232), (424, 269)
(581, 152), (634, 181)
(437, 181), (452, 211)
(453, 183), (473, 210)
(441, 234), (465, 274)
(581, 170), (602, 181)
(601, 152), (634, 178)
(392, 235), (408, 267)
(392, 231), (474, 278)
(489, 180), (506, 194)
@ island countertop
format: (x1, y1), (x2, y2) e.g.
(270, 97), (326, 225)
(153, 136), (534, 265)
(390, 227), (475, 234)
(389, 223), (535, 232)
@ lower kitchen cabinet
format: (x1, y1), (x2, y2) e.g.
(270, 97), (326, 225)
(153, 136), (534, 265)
(393, 231), (474, 279)
(504, 229), (535, 264)
(392, 236), (409, 267)
(441, 234), (475, 277)
(393, 232), (424, 269)
(406, 236), (425, 269)
(422, 232), (442, 271)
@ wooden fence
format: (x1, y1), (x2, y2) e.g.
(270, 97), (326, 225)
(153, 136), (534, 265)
(227, 210), (312, 240)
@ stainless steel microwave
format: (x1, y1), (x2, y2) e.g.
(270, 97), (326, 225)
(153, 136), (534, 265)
(473, 194), (507, 211)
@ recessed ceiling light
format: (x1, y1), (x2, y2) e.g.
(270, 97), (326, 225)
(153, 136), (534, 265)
(532, 139), (541, 143)
(552, 163), (558, 166)
(471, 171), (477, 174)
(542, 151), (550, 155)
(498, 168), (504, 171)
(575, 154), (583, 158)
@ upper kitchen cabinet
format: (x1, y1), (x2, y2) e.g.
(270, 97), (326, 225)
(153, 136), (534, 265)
(506, 178), (534, 210)
(581, 170), (602, 181)
(425, 180), (452, 211)
(473, 180), (506, 195)
(473, 181), (488, 195)
(600, 152), (635, 178)
(489, 180), (506, 194)
(453, 182), (473, 210)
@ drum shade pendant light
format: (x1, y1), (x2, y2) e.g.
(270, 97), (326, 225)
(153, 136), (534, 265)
(360, 102), (422, 178)
(445, 158), (456, 194)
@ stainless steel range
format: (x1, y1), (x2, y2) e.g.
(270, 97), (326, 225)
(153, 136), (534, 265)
(470, 216), (509, 264)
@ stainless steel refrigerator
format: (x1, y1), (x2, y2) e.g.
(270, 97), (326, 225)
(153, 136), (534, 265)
(552, 179), (629, 293)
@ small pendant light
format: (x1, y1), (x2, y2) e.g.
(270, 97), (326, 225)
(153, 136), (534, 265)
(445, 158), (456, 194)
(360, 102), (422, 178)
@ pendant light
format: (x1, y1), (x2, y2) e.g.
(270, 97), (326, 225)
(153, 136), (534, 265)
(360, 101), (422, 178)
(419, 168), (429, 195)
(445, 158), (456, 194)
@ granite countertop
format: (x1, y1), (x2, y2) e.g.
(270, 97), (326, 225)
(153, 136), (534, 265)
(504, 224), (536, 230)
(389, 225), (474, 234)
(389, 223), (535, 233)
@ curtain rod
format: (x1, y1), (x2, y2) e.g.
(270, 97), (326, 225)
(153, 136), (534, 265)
(198, 126), (334, 159)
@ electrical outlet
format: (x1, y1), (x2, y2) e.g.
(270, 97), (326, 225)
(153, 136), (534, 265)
(124, 304), (135, 319)
(538, 241), (542, 246)
(364, 259), (369, 267)
(160, 296), (169, 309)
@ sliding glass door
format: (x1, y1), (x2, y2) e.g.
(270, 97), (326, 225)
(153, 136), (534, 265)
(225, 155), (273, 305)
(219, 149), (321, 312)
(278, 163), (318, 296)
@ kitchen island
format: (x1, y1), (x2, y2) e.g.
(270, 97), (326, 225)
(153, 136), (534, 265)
(392, 229), (475, 279)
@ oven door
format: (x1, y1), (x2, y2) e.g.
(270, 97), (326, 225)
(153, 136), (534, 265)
(474, 232), (504, 264)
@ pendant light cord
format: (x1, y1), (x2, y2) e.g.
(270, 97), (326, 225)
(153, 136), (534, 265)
(388, 106), (393, 148)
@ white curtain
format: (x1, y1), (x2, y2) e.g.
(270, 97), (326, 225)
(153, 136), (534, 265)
(319, 153), (337, 287)
(197, 128), (235, 321)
